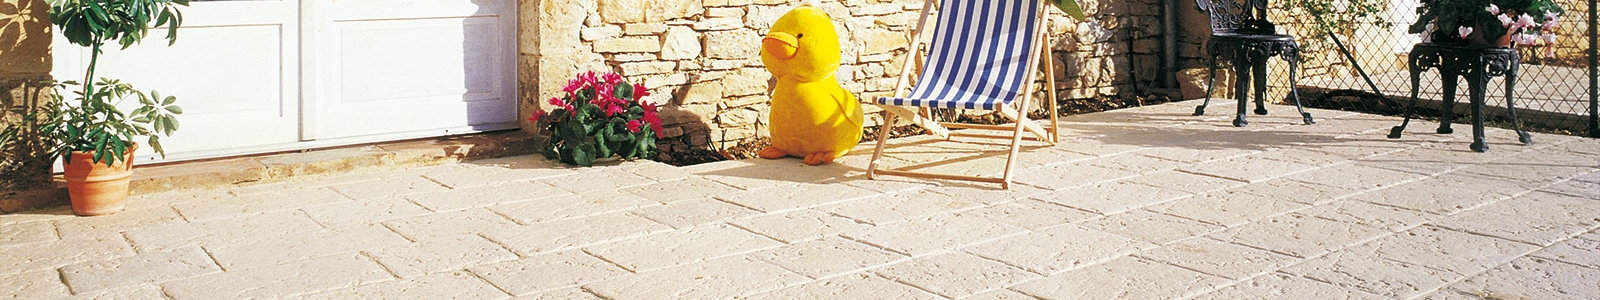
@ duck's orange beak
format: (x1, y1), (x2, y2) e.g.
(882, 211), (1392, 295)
(762, 32), (798, 59)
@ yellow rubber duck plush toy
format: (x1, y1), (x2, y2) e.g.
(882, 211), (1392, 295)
(758, 1), (864, 166)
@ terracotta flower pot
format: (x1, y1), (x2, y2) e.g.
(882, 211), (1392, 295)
(63, 144), (137, 216)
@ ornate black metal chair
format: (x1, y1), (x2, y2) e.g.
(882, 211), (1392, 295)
(1387, 43), (1530, 152)
(1193, 0), (1312, 126)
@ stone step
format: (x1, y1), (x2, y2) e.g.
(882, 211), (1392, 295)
(0, 131), (542, 214)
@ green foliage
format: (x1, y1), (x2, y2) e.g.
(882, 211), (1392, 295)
(533, 72), (661, 167)
(0, 0), (187, 168)
(1283, 0), (1393, 45)
(1051, 0), (1087, 21)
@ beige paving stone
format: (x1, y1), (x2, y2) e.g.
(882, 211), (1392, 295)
(1282, 163), (1427, 192)
(620, 160), (693, 182)
(516, 288), (605, 300)
(1049, 137), (1148, 157)
(468, 250), (629, 296)
(1081, 209), (1224, 245)
(1351, 225), (1538, 276)
(1012, 162), (1139, 191)
(1011, 256), (1229, 299)
(1354, 154), (1470, 176)
(1147, 189), (1308, 227)
(1210, 213), (1388, 258)
(303, 270), (509, 300)
(1446, 257), (1600, 300)
(1298, 199), (1435, 232)
(1193, 272), (1388, 300)
(872, 252), (1040, 298)
(1034, 179), (1192, 215)
(1, 218), (58, 246)
(1432, 192), (1600, 246)
(173, 187), (350, 222)
(1236, 177), (1366, 205)
(1127, 171), (1249, 195)
(969, 199), (1099, 230)
(965, 288), (1042, 300)
(843, 212), (1028, 256)
(620, 178), (741, 204)
(1456, 162), (1593, 190)
(539, 168), (657, 194)
(965, 224), (1154, 274)
(823, 190), (982, 226)
(715, 182), (885, 213)
(300, 196), (433, 227)
(1257, 148), (1354, 168)
(52, 207), (186, 241)
(161, 253), (392, 299)
(728, 209), (872, 243)
(403, 181), (569, 212)
(631, 198), (760, 229)
(0, 234), (132, 275)
(124, 189), (235, 211)
(488, 190), (662, 225)
(1532, 236), (1600, 269)
(365, 234), (518, 279)
(1281, 250), (1461, 298)
(64, 285), (166, 300)
(1179, 154), (1320, 183)
(1015, 147), (1096, 169)
(585, 223), (781, 272)
(1345, 173), (1517, 215)
(383, 207), (517, 239)
(207, 223), (409, 270)
(328, 174), (451, 200)
(1134, 146), (1260, 164)
(1301, 138), (1413, 159)
(1135, 238), (1300, 280)
(1541, 178), (1600, 199)
(750, 237), (908, 279)
(123, 210), (324, 253)
(483, 212), (672, 256)
(749, 272), (940, 300)
(927, 183), (1053, 205)
(59, 246), (220, 294)
(583, 256), (809, 299)
(842, 175), (941, 194)
(1083, 153), (1190, 174)
(1, 269), (69, 299)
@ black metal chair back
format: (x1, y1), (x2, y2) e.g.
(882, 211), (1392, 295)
(1195, 0), (1268, 35)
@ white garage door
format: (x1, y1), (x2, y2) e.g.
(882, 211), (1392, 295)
(51, 0), (518, 164)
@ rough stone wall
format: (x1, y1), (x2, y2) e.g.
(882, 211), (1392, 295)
(521, 0), (1166, 155)
(1, 0), (61, 213)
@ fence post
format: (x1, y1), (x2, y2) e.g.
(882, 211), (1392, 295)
(1591, 0), (1599, 138)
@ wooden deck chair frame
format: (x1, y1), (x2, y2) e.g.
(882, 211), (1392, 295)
(867, 0), (1061, 189)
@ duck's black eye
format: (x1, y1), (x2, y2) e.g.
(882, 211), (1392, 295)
(797, 33), (805, 38)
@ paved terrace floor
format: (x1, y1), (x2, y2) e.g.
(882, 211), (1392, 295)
(4, 99), (1599, 299)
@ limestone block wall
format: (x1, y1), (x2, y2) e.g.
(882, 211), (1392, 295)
(521, 0), (1169, 156)
(1, 0), (61, 212)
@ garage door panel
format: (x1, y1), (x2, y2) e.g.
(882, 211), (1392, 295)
(337, 17), (502, 103)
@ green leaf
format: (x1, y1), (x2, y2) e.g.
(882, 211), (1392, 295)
(573, 143), (597, 167)
(161, 94), (175, 105)
(149, 135), (165, 158)
(163, 116), (179, 133)
(164, 105), (182, 114)
(1052, 0), (1088, 21)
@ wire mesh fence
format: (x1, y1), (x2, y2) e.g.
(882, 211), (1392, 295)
(1270, 0), (1599, 137)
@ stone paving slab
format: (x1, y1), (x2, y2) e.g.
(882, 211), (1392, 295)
(5, 100), (1600, 299)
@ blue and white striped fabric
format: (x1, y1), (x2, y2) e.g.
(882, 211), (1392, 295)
(876, 0), (1041, 111)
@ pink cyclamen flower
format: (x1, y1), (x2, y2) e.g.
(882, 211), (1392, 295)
(626, 120), (643, 133)
(1499, 14), (1516, 28)
(528, 109), (546, 122)
(632, 83), (651, 100)
(1518, 14), (1537, 29)
(1545, 45), (1557, 58)
(1544, 33), (1558, 44)
(1520, 34), (1540, 46)
(1486, 4), (1500, 15)
(1459, 26), (1473, 39)
(602, 72), (624, 85)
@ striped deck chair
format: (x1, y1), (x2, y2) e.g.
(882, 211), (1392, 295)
(868, 0), (1060, 189)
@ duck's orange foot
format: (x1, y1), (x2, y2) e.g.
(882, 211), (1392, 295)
(802, 151), (835, 165)
(757, 146), (787, 159)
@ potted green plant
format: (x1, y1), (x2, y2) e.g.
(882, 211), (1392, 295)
(0, 0), (187, 216)
(1410, 0), (1564, 52)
